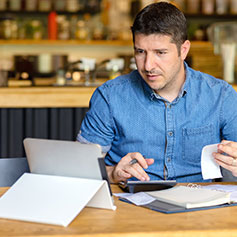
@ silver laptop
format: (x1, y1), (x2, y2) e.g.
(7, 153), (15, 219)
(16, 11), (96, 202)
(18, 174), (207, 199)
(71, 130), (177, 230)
(23, 138), (105, 181)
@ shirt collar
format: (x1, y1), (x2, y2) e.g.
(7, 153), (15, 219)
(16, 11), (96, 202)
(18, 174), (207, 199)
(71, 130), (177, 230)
(139, 62), (191, 102)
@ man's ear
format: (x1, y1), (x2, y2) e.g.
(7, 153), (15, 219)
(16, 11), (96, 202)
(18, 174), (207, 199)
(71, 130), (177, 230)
(180, 40), (191, 60)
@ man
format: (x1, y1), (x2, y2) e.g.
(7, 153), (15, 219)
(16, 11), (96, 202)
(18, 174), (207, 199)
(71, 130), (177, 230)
(77, 2), (237, 183)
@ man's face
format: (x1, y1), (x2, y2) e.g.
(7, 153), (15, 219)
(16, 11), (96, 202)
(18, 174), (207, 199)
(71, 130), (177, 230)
(134, 33), (189, 95)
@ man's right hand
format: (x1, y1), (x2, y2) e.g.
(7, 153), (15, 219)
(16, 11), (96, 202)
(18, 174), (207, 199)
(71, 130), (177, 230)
(106, 152), (154, 183)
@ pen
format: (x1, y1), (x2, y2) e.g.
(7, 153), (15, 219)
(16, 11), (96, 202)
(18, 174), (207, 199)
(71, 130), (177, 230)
(129, 158), (138, 165)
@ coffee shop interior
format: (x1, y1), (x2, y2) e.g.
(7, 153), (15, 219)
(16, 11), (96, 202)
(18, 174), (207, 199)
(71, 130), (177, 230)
(0, 0), (237, 158)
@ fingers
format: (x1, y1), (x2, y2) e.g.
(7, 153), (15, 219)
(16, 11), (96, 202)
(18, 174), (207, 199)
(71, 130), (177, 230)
(112, 152), (154, 183)
(128, 152), (148, 169)
(217, 141), (237, 158)
(213, 152), (234, 166)
(123, 153), (149, 181)
(213, 140), (237, 177)
(146, 158), (155, 166)
(214, 155), (237, 177)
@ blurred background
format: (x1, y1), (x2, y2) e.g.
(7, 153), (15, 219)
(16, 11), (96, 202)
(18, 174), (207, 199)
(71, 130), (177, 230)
(0, 0), (236, 158)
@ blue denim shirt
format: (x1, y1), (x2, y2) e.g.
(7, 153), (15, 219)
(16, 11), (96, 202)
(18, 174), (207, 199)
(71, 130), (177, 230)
(77, 63), (237, 182)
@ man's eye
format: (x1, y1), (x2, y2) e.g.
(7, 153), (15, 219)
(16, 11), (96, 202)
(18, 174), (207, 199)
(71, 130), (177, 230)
(135, 49), (144, 54)
(156, 51), (167, 55)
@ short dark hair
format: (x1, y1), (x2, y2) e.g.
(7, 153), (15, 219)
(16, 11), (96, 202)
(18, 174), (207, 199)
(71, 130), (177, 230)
(131, 2), (187, 50)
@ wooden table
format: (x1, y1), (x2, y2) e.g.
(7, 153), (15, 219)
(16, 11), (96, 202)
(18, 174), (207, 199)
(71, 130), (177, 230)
(0, 185), (237, 237)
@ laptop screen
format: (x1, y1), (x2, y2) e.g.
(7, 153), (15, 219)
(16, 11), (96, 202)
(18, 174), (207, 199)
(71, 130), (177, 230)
(23, 138), (112, 195)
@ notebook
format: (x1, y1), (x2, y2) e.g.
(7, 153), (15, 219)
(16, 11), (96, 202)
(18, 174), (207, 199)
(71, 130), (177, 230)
(118, 185), (236, 214)
(146, 186), (231, 209)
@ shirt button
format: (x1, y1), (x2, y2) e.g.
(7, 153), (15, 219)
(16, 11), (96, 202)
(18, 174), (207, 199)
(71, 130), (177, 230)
(167, 157), (171, 162)
(168, 105), (171, 109)
(168, 132), (173, 136)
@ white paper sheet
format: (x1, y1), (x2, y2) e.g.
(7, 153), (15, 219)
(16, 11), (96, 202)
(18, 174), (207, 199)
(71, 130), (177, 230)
(0, 173), (115, 226)
(201, 144), (223, 180)
(202, 184), (237, 202)
(114, 192), (156, 206)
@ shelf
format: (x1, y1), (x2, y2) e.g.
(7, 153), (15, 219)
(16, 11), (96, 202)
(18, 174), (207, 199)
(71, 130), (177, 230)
(0, 9), (101, 16)
(185, 13), (237, 19)
(0, 39), (214, 49)
(0, 39), (133, 46)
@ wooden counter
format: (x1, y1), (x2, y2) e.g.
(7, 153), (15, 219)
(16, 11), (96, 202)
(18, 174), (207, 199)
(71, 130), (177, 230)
(0, 84), (237, 108)
(0, 184), (237, 237)
(0, 86), (97, 108)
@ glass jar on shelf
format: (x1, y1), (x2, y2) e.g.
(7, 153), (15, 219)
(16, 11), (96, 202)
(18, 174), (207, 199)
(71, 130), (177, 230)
(216, 0), (229, 15)
(31, 20), (43, 39)
(186, 0), (200, 14)
(0, 0), (7, 11)
(9, 0), (22, 11)
(202, 0), (215, 15)
(0, 18), (18, 39)
(54, 0), (66, 11)
(24, 20), (43, 39)
(38, 0), (52, 12)
(69, 15), (78, 39)
(57, 15), (70, 40)
(25, 0), (38, 11)
(171, 0), (186, 12)
(230, 0), (237, 14)
(66, 0), (80, 12)
(75, 19), (89, 40)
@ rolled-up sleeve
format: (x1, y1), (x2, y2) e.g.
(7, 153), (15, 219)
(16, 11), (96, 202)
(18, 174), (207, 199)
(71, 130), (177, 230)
(221, 84), (237, 141)
(77, 85), (115, 153)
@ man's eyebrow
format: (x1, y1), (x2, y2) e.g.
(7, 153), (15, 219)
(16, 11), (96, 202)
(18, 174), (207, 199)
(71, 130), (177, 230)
(155, 48), (168, 51)
(134, 46), (141, 50)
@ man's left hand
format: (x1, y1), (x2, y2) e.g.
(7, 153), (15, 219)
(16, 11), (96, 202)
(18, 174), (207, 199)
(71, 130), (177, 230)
(213, 140), (237, 177)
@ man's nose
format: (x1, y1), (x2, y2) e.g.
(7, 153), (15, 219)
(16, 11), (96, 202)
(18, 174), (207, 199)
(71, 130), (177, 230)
(144, 54), (156, 72)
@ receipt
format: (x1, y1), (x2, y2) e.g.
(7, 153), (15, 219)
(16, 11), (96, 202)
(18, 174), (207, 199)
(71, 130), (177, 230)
(113, 192), (156, 206)
(201, 144), (223, 180)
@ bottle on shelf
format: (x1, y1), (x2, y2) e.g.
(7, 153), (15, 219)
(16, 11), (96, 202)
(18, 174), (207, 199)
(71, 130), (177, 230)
(48, 11), (57, 40)
(216, 0), (229, 15)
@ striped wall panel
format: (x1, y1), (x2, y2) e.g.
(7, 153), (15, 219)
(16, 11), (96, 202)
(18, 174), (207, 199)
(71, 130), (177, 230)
(0, 108), (88, 158)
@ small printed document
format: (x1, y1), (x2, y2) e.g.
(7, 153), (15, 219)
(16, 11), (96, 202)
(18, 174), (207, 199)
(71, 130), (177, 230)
(113, 192), (156, 206)
(201, 144), (223, 180)
(202, 184), (237, 202)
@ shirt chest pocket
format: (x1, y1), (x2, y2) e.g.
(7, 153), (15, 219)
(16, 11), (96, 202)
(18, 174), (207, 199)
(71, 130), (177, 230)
(182, 124), (214, 164)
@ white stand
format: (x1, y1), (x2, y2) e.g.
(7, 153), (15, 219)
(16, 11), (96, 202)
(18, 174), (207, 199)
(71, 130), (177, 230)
(0, 173), (116, 226)
(221, 43), (236, 83)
